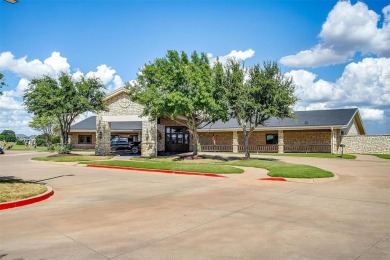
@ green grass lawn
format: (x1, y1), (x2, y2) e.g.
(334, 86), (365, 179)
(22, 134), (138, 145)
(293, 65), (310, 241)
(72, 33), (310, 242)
(223, 152), (356, 159)
(0, 178), (47, 203)
(3, 143), (48, 152)
(373, 154), (390, 159)
(32, 155), (114, 162)
(33, 153), (333, 178)
(82, 160), (244, 174)
(226, 159), (334, 178)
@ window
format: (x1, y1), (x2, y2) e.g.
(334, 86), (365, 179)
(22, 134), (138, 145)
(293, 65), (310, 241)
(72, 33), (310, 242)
(266, 134), (278, 145)
(78, 135), (92, 144)
(165, 126), (188, 145)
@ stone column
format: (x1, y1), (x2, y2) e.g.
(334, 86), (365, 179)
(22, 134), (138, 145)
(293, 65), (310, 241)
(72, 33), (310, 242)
(95, 114), (111, 155)
(232, 131), (238, 153)
(141, 120), (157, 157)
(278, 130), (284, 153)
(331, 128), (339, 154)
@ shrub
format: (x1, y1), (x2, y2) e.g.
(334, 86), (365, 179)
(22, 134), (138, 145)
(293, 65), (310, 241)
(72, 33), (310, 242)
(55, 144), (72, 154)
(51, 135), (61, 144)
(16, 140), (24, 145)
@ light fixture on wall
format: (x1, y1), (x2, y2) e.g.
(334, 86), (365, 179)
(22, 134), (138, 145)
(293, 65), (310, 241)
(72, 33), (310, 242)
(4, 0), (19, 4)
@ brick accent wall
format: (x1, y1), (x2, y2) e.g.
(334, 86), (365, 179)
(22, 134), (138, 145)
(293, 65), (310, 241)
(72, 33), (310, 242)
(199, 132), (233, 145)
(284, 130), (331, 145)
(341, 135), (390, 154)
(237, 131), (278, 145)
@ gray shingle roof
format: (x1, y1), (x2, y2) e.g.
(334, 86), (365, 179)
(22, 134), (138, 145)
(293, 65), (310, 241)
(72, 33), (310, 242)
(72, 108), (358, 131)
(199, 108), (358, 130)
(71, 116), (142, 131)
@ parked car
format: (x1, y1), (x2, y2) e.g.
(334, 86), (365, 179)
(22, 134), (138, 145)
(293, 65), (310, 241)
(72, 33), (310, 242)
(0, 146), (4, 154)
(110, 137), (141, 154)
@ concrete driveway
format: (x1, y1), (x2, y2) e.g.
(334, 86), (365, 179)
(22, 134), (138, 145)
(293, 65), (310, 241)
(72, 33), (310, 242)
(0, 152), (389, 259)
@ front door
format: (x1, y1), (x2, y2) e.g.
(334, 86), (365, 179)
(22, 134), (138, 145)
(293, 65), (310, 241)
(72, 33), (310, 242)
(165, 126), (190, 152)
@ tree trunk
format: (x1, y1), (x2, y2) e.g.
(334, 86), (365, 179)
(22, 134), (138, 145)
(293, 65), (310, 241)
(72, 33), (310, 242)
(244, 130), (251, 159)
(45, 134), (51, 150)
(192, 128), (199, 157)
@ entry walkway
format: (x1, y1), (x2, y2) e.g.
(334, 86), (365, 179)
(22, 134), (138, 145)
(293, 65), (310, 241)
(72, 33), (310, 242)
(0, 152), (389, 259)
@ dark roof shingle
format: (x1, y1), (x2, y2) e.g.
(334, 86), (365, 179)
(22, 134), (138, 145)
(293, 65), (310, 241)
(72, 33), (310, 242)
(199, 108), (358, 130)
(71, 116), (142, 131)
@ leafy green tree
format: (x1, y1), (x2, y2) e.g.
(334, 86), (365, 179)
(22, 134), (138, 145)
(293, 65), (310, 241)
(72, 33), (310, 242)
(0, 130), (16, 142)
(35, 135), (46, 146)
(29, 115), (57, 150)
(129, 50), (229, 156)
(24, 73), (106, 152)
(0, 72), (6, 96)
(225, 60), (297, 159)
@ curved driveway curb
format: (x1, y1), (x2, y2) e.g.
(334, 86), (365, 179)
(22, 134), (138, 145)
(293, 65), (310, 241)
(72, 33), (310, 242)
(0, 186), (54, 210)
(87, 164), (227, 178)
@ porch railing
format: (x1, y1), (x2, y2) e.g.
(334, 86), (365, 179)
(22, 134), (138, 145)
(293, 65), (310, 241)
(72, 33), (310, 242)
(238, 145), (278, 153)
(200, 145), (233, 152)
(284, 144), (331, 153)
(72, 144), (95, 150)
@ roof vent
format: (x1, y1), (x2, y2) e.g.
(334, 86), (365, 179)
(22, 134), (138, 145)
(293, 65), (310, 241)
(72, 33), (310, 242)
(305, 121), (308, 125)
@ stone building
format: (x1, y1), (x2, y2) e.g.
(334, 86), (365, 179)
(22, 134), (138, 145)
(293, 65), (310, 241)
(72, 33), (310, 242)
(70, 88), (369, 156)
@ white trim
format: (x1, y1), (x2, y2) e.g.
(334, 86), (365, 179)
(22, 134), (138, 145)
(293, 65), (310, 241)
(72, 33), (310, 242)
(103, 87), (127, 101)
(102, 115), (149, 122)
(198, 125), (343, 132)
(70, 130), (96, 133)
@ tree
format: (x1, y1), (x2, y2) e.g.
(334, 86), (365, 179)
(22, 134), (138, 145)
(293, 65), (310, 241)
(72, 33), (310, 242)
(0, 72), (6, 96)
(0, 130), (16, 142)
(225, 60), (297, 159)
(29, 115), (57, 150)
(129, 50), (229, 156)
(23, 73), (106, 152)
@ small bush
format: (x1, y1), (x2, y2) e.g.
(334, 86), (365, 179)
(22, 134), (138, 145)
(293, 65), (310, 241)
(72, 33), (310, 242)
(16, 140), (24, 145)
(55, 144), (72, 154)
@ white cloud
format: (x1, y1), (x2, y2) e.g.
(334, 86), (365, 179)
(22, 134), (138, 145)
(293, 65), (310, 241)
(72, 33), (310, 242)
(113, 75), (124, 89)
(281, 1), (390, 67)
(286, 70), (337, 102)
(289, 57), (390, 121)
(359, 108), (385, 121)
(0, 51), (70, 79)
(0, 51), (126, 134)
(86, 64), (116, 84)
(209, 49), (255, 64)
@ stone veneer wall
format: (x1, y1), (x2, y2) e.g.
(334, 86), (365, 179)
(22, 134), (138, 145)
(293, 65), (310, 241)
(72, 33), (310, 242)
(103, 93), (144, 116)
(96, 92), (158, 156)
(341, 135), (390, 154)
(141, 120), (157, 157)
(284, 130), (331, 145)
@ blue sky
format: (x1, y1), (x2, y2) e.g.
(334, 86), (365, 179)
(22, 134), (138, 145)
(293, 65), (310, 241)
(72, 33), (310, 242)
(1, 0), (389, 135)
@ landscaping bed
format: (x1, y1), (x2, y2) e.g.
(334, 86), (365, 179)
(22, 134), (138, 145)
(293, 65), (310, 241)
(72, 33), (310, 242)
(0, 178), (47, 203)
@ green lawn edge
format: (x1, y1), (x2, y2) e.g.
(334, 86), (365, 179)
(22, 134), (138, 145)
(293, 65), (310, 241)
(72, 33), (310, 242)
(217, 152), (356, 159)
(373, 154), (390, 159)
(32, 155), (114, 162)
(81, 160), (244, 174)
(227, 159), (334, 178)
